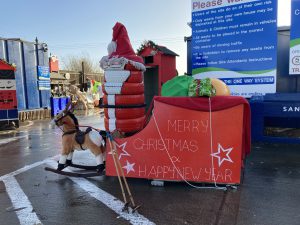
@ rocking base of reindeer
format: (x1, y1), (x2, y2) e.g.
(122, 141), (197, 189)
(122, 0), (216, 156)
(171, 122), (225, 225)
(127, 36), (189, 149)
(45, 163), (104, 178)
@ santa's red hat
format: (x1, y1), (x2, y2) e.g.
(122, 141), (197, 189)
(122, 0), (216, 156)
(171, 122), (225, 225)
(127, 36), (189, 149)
(109, 22), (144, 64)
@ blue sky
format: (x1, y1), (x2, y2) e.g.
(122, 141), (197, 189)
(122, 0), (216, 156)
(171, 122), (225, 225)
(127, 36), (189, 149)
(0, 0), (291, 74)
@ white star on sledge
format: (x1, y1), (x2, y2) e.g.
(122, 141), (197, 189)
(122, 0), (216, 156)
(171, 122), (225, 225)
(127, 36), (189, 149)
(211, 143), (234, 167)
(122, 160), (135, 174)
(116, 142), (131, 160)
(108, 142), (131, 160)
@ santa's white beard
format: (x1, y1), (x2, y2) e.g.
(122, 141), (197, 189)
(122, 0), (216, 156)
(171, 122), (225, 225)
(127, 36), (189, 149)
(107, 41), (117, 55)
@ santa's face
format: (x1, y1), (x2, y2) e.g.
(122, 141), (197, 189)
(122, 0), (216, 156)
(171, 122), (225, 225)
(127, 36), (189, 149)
(0, 80), (16, 90)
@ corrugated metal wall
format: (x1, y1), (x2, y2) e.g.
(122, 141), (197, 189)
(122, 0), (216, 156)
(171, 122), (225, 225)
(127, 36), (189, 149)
(38, 51), (51, 108)
(0, 40), (6, 59)
(0, 38), (50, 110)
(6, 40), (27, 109)
(23, 42), (40, 109)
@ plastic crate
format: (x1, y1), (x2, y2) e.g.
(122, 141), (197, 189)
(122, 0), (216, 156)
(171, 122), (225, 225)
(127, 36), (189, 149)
(50, 97), (60, 116)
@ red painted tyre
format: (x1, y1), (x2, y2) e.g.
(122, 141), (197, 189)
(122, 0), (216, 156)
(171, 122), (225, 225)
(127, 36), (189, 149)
(125, 63), (143, 71)
(103, 94), (145, 106)
(104, 71), (143, 83)
(104, 116), (146, 133)
(103, 82), (144, 95)
(104, 107), (145, 119)
(126, 71), (143, 83)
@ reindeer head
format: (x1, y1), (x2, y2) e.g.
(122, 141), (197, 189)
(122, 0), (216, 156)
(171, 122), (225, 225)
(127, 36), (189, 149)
(50, 101), (76, 128)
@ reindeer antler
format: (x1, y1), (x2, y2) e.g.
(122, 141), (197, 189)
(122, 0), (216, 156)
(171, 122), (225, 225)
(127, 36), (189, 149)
(63, 101), (72, 113)
(63, 99), (79, 114)
(69, 101), (77, 112)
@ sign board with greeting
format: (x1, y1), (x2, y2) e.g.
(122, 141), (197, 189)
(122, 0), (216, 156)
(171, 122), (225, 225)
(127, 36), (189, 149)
(106, 96), (250, 184)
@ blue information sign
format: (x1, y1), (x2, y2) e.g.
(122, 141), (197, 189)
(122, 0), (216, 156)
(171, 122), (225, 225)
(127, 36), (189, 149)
(38, 80), (51, 90)
(37, 66), (50, 80)
(192, 0), (277, 97)
(290, 0), (300, 75)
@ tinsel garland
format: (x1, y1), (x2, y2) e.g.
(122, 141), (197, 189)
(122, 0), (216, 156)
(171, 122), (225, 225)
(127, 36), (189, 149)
(137, 40), (157, 55)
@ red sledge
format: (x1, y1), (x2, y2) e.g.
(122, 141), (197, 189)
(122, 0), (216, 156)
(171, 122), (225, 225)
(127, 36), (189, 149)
(106, 96), (251, 185)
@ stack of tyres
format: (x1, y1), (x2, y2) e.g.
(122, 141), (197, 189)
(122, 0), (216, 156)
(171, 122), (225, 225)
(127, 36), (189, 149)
(103, 68), (145, 133)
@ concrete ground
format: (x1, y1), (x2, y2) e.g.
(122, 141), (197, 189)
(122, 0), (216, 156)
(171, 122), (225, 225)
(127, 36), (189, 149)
(0, 111), (299, 225)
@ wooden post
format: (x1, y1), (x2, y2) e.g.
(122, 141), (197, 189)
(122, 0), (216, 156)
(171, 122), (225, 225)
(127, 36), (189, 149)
(81, 61), (85, 92)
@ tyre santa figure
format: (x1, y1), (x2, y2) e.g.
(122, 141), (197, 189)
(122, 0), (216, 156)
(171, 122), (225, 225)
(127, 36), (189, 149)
(100, 22), (146, 134)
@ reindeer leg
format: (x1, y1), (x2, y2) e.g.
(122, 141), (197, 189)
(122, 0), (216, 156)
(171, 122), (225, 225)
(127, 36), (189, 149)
(95, 154), (105, 173)
(58, 154), (68, 171)
(66, 151), (74, 166)
(102, 147), (106, 167)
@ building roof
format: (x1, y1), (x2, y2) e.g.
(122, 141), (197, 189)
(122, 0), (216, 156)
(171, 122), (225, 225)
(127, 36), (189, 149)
(50, 72), (66, 80)
(137, 41), (179, 57)
(156, 46), (179, 57)
(0, 37), (47, 45)
(0, 59), (15, 70)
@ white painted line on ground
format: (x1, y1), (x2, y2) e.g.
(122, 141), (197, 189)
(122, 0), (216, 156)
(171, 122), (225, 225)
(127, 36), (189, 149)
(46, 160), (156, 225)
(0, 130), (14, 135)
(0, 156), (59, 182)
(0, 136), (27, 146)
(1, 156), (155, 225)
(3, 176), (42, 225)
(20, 121), (34, 128)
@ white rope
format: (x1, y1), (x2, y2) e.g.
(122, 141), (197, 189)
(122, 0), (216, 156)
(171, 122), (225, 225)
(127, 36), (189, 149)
(208, 97), (225, 190)
(152, 101), (227, 191)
